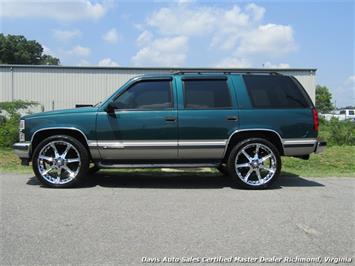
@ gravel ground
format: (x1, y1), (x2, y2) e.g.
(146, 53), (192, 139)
(1, 172), (354, 265)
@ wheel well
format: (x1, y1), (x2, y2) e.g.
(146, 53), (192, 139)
(223, 130), (284, 162)
(31, 129), (91, 158)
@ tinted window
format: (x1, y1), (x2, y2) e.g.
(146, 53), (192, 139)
(183, 79), (232, 109)
(113, 80), (172, 110)
(243, 75), (311, 108)
(349, 111), (354, 115)
(339, 110), (346, 115)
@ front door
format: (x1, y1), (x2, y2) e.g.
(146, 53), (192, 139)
(96, 78), (178, 160)
(176, 76), (239, 159)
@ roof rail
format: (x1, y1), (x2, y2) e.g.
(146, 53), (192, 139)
(173, 70), (282, 75)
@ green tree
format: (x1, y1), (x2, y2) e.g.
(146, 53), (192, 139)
(315, 85), (334, 113)
(0, 34), (60, 65)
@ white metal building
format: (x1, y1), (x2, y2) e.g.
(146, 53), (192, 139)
(0, 65), (317, 111)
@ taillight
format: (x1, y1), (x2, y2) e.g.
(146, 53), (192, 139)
(312, 108), (319, 131)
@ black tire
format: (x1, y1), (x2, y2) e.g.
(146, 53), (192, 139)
(32, 135), (89, 188)
(217, 164), (229, 176)
(227, 138), (281, 189)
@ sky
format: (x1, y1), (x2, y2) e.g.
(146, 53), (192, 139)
(0, 0), (354, 107)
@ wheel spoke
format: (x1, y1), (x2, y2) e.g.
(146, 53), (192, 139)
(244, 168), (253, 181)
(66, 158), (80, 163)
(50, 143), (59, 158)
(42, 166), (55, 176)
(260, 166), (275, 174)
(63, 166), (75, 177)
(255, 169), (263, 183)
(255, 144), (260, 157)
(62, 144), (71, 158)
(55, 170), (61, 183)
(261, 154), (272, 162)
(242, 149), (252, 161)
(38, 155), (54, 162)
(236, 163), (250, 168)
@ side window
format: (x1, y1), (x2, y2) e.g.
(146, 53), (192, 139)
(183, 79), (232, 109)
(113, 80), (172, 110)
(349, 111), (354, 115)
(243, 75), (312, 108)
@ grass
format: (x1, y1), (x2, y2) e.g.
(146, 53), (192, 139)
(282, 145), (355, 177)
(0, 146), (354, 177)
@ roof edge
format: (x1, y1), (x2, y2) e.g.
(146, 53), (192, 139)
(0, 64), (317, 72)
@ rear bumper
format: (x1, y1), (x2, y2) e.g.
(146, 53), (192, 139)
(314, 140), (327, 154)
(13, 142), (31, 159)
(283, 138), (326, 156)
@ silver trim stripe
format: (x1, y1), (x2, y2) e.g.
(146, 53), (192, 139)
(89, 140), (226, 149)
(282, 138), (317, 145)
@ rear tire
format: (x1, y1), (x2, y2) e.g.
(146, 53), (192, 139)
(32, 135), (89, 188)
(227, 138), (281, 189)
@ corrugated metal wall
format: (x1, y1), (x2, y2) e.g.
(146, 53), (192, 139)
(0, 65), (316, 111)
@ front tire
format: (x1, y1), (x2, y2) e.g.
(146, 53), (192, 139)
(32, 135), (89, 188)
(227, 138), (281, 189)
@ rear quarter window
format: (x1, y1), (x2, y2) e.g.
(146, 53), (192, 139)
(243, 75), (312, 108)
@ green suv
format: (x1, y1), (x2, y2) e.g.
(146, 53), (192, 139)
(13, 71), (326, 189)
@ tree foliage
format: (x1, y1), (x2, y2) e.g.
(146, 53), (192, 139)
(0, 34), (60, 65)
(0, 100), (38, 147)
(315, 85), (334, 113)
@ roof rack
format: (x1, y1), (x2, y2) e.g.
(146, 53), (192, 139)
(173, 70), (282, 75)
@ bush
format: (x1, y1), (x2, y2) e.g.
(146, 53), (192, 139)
(319, 117), (355, 146)
(0, 100), (38, 148)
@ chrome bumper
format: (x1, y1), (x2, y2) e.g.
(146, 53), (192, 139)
(314, 140), (327, 154)
(13, 142), (31, 158)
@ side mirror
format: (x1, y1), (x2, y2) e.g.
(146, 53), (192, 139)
(105, 101), (115, 114)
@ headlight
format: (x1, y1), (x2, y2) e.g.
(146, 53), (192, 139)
(19, 120), (25, 142)
(19, 119), (25, 130)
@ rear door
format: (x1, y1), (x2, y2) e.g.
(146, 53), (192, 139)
(176, 75), (239, 159)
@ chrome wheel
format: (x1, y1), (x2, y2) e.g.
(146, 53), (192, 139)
(234, 143), (277, 186)
(37, 140), (81, 185)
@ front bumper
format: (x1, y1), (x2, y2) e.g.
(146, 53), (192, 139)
(13, 142), (31, 159)
(314, 140), (327, 154)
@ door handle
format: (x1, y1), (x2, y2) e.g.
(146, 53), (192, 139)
(165, 116), (177, 122)
(226, 116), (238, 121)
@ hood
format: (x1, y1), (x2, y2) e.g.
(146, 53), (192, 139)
(22, 106), (98, 120)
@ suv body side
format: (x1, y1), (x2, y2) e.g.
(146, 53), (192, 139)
(15, 73), (321, 164)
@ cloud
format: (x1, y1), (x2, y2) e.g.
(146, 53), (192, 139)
(262, 62), (290, 68)
(102, 28), (119, 44)
(215, 57), (252, 68)
(236, 24), (296, 57)
(69, 45), (91, 57)
(140, 3), (296, 67)
(132, 36), (188, 67)
(137, 30), (153, 46)
(147, 6), (216, 36)
(245, 3), (265, 21)
(98, 58), (119, 66)
(0, 0), (114, 21)
(42, 45), (51, 54)
(53, 29), (81, 42)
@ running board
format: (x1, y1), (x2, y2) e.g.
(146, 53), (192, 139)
(97, 163), (219, 169)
